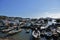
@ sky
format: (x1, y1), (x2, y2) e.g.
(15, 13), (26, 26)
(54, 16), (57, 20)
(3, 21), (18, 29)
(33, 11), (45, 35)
(0, 0), (60, 18)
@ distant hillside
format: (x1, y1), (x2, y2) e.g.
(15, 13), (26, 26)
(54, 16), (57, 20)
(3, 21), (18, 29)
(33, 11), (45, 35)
(0, 15), (60, 23)
(0, 16), (22, 20)
(0, 16), (8, 20)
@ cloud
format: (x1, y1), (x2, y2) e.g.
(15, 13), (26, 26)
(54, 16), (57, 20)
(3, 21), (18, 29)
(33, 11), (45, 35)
(34, 12), (60, 18)
(22, 11), (60, 18)
(44, 12), (60, 18)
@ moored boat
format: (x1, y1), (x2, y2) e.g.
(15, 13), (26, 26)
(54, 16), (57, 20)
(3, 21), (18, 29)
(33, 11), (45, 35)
(1, 27), (15, 33)
(7, 29), (22, 35)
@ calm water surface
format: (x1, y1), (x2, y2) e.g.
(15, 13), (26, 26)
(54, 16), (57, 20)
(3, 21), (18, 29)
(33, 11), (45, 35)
(10, 29), (32, 40)
(10, 29), (47, 40)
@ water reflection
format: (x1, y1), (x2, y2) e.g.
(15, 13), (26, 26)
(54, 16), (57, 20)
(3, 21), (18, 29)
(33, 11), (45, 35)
(10, 29), (31, 40)
(9, 29), (47, 40)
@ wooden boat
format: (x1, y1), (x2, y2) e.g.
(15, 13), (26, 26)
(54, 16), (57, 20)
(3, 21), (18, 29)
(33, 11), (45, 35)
(2, 27), (15, 33)
(0, 26), (7, 30)
(7, 29), (22, 35)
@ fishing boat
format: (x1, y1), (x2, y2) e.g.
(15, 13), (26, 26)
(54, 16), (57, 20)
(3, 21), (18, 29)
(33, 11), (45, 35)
(0, 26), (7, 30)
(7, 29), (22, 35)
(32, 28), (40, 40)
(2, 27), (15, 33)
(0, 20), (7, 30)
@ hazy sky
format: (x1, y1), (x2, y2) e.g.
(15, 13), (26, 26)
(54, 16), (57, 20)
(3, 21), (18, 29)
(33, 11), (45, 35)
(0, 0), (60, 18)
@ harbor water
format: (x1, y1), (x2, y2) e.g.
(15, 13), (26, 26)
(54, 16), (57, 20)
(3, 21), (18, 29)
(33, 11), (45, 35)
(6, 29), (47, 40)
(0, 21), (57, 40)
(8, 29), (32, 40)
